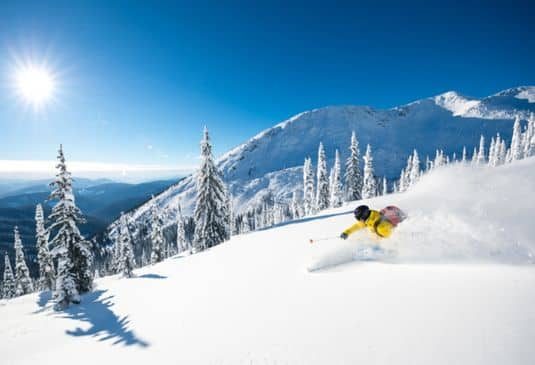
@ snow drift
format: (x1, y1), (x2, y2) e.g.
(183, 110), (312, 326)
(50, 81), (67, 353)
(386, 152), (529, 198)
(1, 158), (535, 365)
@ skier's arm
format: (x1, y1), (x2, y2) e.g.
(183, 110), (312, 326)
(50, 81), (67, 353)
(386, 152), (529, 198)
(340, 221), (365, 239)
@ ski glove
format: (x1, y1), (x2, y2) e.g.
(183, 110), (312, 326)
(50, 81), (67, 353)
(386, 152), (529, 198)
(340, 232), (348, 240)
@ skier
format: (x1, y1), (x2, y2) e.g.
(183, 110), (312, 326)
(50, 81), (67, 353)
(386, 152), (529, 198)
(340, 205), (405, 239)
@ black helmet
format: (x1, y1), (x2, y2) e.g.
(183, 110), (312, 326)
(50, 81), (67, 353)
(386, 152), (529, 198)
(354, 205), (370, 221)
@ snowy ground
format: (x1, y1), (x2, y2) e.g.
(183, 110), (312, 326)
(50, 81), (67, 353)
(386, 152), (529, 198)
(2, 158), (535, 365)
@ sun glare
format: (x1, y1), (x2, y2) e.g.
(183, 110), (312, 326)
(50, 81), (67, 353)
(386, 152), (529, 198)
(13, 64), (56, 108)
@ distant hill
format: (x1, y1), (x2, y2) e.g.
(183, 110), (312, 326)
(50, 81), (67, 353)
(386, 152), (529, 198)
(0, 177), (114, 198)
(0, 178), (178, 276)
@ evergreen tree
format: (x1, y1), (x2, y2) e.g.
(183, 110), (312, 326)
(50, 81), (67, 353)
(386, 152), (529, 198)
(488, 137), (497, 167)
(425, 156), (432, 171)
(315, 142), (330, 210)
(329, 149), (343, 208)
(13, 226), (34, 296)
(344, 131), (362, 201)
(117, 213), (136, 278)
(48, 145), (92, 309)
(471, 147), (478, 165)
(176, 203), (188, 253)
(398, 168), (407, 193)
(510, 117), (523, 161)
(150, 204), (165, 263)
(381, 177), (388, 196)
(361, 144), (376, 199)
(405, 154), (413, 188)
(461, 146), (467, 163)
(193, 127), (230, 251)
(410, 150), (421, 185)
(290, 191), (301, 220)
(476, 135), (486, 164)
(524, 114), (535, 158)
(240, 213), (251, 234)
(303, 157), (315, 216)
(3, 253), (16, 299)
(35, 204), (55, 291)
(498, 139), (507, 165)
(434, 149), (446, 168)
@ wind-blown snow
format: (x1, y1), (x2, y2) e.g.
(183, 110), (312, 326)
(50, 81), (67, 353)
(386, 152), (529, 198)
(2, 157), (535, 365)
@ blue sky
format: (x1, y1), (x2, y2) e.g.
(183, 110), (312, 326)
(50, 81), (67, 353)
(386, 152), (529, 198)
(0, 0), (533, 180)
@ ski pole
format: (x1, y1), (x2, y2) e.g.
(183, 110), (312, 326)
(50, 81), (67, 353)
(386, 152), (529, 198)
(309, 236), (339, 244)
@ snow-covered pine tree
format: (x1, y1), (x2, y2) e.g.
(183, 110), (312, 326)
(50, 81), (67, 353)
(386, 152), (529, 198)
(303, 157), (315, 216)
(525, 114), (535, 158)
(434, 149), (446, 168)
(522, 115), (534, 158)
(329, 149), (343, 208)
(398, 168), (407, 193)
(13, 226), (34, 296)
(510, 117), (523, 161)
(405, 154), (413, 188)
(193, 127), (230, 251)
(176, 203), (188, 253)
(392, 181), (399, 193)
(381, 177), (388, 196)
(488, 137), (497, 167)
(493, 134), (501, 165)
(344, 131), (362, 201)
(476, 135), (486, 164)
(290, 191), (301, 220)
(328, 167), (334, 203)
(150, 204), (165, 263)
(471, 147), (478, 165)
(35, 204), (55, 291)
(2, 253), (16, 299)
(498, 138), (507, 165)
(361, 144), (376, 199)
(462, 146), (467, 163)
(425, 156), (433, 172)
(226, 192), (235, 237)
(315, 142), (330, 211)
(48, 145), (93, 309)
(240, 213), (250, 234)
(117, 213), (136, 278)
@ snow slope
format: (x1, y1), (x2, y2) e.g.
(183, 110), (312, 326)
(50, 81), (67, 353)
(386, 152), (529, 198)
(2, 157), (535, 365)
(115, 86), (534, 238)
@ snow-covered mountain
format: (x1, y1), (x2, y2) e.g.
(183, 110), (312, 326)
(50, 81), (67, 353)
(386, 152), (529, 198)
(3, 157), (535, 365)
(116, 86), (535, 229)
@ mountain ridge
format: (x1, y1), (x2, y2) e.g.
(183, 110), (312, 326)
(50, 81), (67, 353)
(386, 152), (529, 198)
(111, 86), (534, 234)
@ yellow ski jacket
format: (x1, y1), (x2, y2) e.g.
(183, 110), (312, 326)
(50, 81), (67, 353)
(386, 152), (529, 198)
(342, 210), (394, 238)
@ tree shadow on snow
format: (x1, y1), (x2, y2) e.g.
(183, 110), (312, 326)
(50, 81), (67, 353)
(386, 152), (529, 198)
(32, 291), (54, 314)
(135, 273), (167, 279)
(37, 290), (53, 307)
(60, 289), (150, 348)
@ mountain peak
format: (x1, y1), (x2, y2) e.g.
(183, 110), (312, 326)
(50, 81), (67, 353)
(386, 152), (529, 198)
(433, 91), (480, 116)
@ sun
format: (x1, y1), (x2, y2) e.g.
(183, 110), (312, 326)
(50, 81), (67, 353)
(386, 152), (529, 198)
(13, 64), (56, 108)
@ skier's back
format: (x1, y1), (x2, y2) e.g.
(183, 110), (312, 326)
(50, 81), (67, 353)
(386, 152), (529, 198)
(340, 205), (405, 239)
